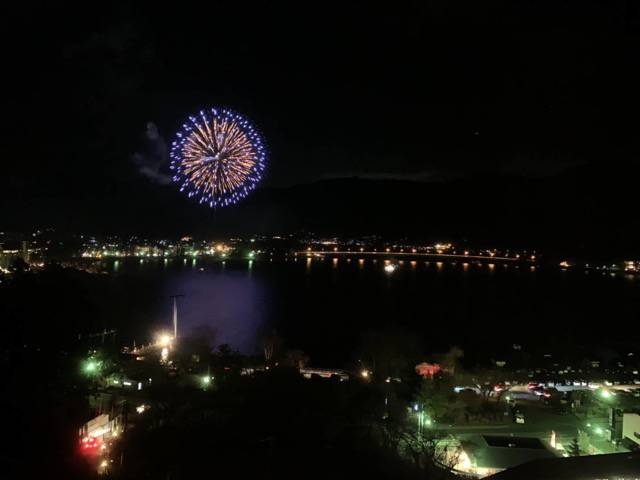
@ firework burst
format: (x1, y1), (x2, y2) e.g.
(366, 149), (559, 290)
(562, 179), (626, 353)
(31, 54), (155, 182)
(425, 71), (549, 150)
(170, 108), (266, 207)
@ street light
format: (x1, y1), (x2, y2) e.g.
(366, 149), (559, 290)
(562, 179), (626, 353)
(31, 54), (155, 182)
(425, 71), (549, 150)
(417, 411), (432, 435)
(599, 389), (614, 399)
(83, 359), (101, 375)
(201, 375), (213, 388)
(157, 333), (172, 348)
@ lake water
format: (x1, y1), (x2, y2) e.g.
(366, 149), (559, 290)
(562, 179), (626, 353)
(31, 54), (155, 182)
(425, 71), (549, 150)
(104, 257), (640, 366)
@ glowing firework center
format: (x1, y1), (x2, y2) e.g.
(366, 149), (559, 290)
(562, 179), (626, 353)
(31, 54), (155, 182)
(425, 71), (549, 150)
(170, 108), (266, 207)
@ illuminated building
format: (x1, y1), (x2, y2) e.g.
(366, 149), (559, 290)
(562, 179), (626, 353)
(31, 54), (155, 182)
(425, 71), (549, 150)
(415, 362), (443, 377)
(455, 435), (558, 477)
(486, 451), (640, 480)
(622, 413), (640, 448)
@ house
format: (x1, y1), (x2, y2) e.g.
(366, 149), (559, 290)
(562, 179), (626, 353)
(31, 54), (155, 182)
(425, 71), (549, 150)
(456, 435), (558, 477)
(487, 451), (640, 479)
(622, 412), (640, 448)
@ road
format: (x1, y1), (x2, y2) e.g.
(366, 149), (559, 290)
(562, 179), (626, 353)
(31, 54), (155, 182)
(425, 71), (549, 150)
(430, 389), (623, 457)
(433, 395), (594, 450)
(300, 250), (522, 262)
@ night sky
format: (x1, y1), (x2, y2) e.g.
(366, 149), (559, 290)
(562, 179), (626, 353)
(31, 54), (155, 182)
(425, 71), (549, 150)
(2, 1), (640, 248)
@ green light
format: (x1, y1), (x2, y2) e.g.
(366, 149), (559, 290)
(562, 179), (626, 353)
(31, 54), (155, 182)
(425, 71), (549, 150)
(417, 411), (432, 428)
(594, 426), (604, 435)
(202, 376), (212, 386)
(600, 389), (614, 399)
(83, 359), (101, 375)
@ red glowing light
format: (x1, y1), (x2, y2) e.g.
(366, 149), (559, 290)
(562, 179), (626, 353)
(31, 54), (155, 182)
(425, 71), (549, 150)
(415, 363), (442, 377)
(81, 436), (101, 452)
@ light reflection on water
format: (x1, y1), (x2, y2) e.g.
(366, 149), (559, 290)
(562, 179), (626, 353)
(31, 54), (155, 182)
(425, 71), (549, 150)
(105, 257), (639, 363)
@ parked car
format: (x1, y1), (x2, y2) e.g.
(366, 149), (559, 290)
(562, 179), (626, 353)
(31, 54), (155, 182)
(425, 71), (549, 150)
(532, 385), (545, 396)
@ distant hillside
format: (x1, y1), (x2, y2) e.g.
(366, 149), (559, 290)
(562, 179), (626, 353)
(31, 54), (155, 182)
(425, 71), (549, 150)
(198, 163), (640, 258)
(3, 163), (639, 258)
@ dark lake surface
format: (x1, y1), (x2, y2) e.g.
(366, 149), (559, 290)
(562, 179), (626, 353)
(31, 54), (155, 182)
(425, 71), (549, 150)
(99, 256), (640, 366)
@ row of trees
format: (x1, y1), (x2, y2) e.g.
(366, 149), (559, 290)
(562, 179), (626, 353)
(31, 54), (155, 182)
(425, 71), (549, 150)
(415, 376), (504, 425)
(104, 365), (463, 479)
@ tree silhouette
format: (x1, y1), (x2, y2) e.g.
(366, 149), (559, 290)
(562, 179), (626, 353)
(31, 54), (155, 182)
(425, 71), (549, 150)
(567, 437), (581, 457)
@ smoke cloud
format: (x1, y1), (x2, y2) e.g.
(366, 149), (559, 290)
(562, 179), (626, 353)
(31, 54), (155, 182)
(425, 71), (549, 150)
(132, 122), (172, 185)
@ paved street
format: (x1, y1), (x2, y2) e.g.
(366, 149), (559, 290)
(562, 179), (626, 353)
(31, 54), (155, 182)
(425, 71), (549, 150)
(435, 397), (584, 446)
(429, 386), (626, 458)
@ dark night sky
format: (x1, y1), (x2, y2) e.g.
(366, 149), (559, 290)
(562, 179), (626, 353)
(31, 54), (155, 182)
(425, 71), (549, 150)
(2, 1), (640, 246)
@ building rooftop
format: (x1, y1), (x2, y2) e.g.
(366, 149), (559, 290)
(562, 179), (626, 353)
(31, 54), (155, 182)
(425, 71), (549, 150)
(487, 452), (640, 480)
(463, 435), (558, 470)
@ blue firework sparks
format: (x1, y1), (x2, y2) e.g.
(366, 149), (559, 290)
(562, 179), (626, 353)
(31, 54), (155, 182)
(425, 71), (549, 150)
(170, 108), (266, 207)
